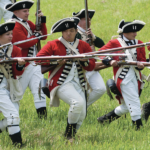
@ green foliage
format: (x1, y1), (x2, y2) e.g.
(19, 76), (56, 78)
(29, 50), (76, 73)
(1, 0), (150, 149)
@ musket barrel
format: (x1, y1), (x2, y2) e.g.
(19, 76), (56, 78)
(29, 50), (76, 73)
(83, 43), (146, 55)
(84, 0), (93, 46)
(85, 0), (89, 30)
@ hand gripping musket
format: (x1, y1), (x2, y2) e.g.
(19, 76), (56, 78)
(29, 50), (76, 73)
(84, 0), (93, 46)
(94, 60), (150, 71)
(35, 0), (42, 52)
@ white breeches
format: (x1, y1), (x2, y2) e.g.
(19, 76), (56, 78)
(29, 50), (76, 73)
(56, 81), (86, 130)
(86, 71), (106, 107)
(0, 77), (20, 134)
(18, 64), (46, 109)
(115, 77), (141, 121)
(0, 0), (13, 22)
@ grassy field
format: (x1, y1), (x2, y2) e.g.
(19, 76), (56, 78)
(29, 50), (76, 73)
(1, 0), (150, 149)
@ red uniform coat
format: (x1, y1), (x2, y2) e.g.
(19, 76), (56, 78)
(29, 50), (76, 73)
(12, 20), (47, 67)
(37, 39), (95, 92)
(99, 39), (146, 102)
(11, 45), (24, 78)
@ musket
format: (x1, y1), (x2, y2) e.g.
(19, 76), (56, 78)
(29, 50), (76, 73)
(35, 0), (42, 52)
(1, 39), (150, 57)
(1, 39), (150, 72)
(85, 0), (93, 46)
(84, 42), (150, 55)
(0, 51), (129, 74)
(0, 53), (130, 64)
(0, 33), (51, 50)
(94, 60), (150, 71)
(1, 32), (149, 54)
(40, 54), (130, 74)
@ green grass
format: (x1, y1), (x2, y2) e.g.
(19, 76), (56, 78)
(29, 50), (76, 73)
(1, 0), (150, 149)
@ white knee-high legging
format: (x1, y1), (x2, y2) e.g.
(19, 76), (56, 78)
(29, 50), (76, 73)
(86, 71), (106, 107)
(115, 76), (141, 121)
(56, 81), (86, 130)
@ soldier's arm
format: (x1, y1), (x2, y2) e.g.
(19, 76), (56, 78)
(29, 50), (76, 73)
(93, 36), (105, 48)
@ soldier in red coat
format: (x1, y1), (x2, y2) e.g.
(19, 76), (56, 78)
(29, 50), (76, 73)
(37, 17), (95, 140)
(72, 9), (106, 109)
(0, 20), (26, 147)
(5, 0), (48, 118)
(140, 29), (150, 121)
(97, 19), (146, 129)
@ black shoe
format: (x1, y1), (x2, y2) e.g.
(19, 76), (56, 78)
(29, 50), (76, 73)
(0, 130), (2, 133)
(64, 122), (77, 140)
(97, 109), (120, 123)
(9, 131), (23, 147)
(132, 119), (143, 130)
(141, 102), (150, 122)
(36, 107), (47, 119)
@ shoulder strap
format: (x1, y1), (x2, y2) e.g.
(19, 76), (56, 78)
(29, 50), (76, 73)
(78, 29), (85, 35)
(117, 38), (135, 61)
(78, 29), (87, 42)
(0, 45), (13, 79)
(7, 45), (13, 57)
(0, 65), (9, 79)
(58, 37), (80, 55)
(12, 19), (32, 35)
(117, 38), (142, 82)
(48, 65), (63, 86)
(128, 40), (138, 61)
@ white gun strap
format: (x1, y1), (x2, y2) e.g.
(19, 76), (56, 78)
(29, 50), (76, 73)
(58, 37), (80, 55)
(12, 19), (32, 35)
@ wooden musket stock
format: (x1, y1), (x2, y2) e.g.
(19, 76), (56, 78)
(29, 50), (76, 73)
(41, 65), (57, 74)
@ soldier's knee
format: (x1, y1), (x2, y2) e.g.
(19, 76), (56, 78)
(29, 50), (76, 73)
(115, 104), (129, 116)
(69, 99), (85, 114)
(7, 116), (20, 126)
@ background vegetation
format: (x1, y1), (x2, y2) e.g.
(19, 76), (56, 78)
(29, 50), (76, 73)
(1, 0), (150, 149)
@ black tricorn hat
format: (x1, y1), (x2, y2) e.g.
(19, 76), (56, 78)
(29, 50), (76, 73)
(0, 20), (16, 35)
(117, 19), (146, 34)
(72, 9), (95, 19)
(5, 0), (34, 12)
(51, 17), (80, 33)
